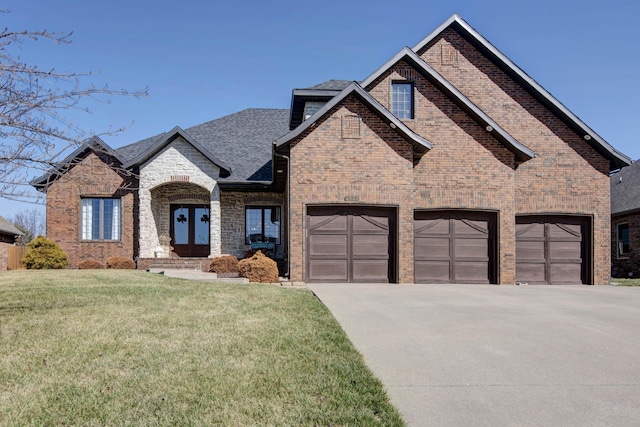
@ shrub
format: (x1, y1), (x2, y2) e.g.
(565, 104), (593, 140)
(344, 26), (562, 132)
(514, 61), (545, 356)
(238, 250), (279, 283)
(22, 236), (69, 269)
(78, 259), (105, 269)
(209, 255), (239, 274)
(106, 256), (136, 269)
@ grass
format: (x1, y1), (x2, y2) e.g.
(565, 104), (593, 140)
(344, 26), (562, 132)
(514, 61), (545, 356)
(0, 270), (404, 426)
(611, 278), (640, 286)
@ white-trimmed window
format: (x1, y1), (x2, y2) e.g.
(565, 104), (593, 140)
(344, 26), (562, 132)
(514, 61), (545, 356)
(82, 198), (121, 241)
(392, 81), (414, 119)
(618, 223), (630, 257)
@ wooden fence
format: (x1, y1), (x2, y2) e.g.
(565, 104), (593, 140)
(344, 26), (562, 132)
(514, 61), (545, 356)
(8, 246), (28, 270)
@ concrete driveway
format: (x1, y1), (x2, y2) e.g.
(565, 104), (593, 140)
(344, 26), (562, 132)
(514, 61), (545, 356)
(306, 283), (640, 426)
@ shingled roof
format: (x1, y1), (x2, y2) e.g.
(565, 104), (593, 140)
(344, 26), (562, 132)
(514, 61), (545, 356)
(116, 108), (290, 183)
(611, 160), (640, 215)
(0, 215), (23, 237)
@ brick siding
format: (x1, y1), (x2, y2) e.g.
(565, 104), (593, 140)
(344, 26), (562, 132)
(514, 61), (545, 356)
(46, 152), (137, 267)
(612, 212), (640, 278)
(287, 34), (612, 284)
(416, 29), (610, 285)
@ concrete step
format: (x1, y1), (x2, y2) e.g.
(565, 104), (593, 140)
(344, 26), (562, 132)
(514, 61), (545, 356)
(148, 268), (249, 284)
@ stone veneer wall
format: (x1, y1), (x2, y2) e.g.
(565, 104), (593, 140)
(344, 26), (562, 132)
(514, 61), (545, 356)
(138, 137), (221, 258)
(220, 191), (284, 259)
(0, 241), (10, 270)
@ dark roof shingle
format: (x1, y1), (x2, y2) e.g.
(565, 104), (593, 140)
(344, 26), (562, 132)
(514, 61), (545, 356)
(611, 160), (640, 215)
(0, 215), (23, 236)
(116, 108), (290, 183)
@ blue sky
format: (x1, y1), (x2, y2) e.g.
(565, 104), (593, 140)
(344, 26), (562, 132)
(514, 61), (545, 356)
(2, 0), (639, 217)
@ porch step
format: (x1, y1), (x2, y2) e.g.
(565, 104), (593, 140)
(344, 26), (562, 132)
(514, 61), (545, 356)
(137, 257), (210, 272)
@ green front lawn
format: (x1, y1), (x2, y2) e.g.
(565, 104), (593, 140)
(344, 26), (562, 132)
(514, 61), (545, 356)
(611, 278), (640, 286)
(0, 270), (404, 426)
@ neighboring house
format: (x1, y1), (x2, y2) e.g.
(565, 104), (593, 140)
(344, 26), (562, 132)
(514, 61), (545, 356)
(33, 15), (631, 284)
(611, 160), (640, 278)
(0, 214), (24, 270)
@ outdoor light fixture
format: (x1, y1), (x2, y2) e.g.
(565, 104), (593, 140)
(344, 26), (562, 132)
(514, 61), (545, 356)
(584, 135), (592, 140)
(485, 125), (493, 132)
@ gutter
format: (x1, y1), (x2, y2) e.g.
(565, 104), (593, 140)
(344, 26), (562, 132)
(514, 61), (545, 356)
(273, 146), (290, 279)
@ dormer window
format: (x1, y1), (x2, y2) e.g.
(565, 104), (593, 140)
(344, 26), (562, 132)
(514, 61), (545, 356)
(303, 101), (326, 120)
(392, 82), (414, 119)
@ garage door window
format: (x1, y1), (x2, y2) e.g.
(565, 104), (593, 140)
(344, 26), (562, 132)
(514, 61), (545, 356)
(245, 206), (280, 244)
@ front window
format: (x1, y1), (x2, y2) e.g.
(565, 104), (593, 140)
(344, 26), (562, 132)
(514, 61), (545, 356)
(245, 206), (281, 244)
(618, 223), (630, 257)
(81, 198), (121, 241)
(392, 82), (413, 119)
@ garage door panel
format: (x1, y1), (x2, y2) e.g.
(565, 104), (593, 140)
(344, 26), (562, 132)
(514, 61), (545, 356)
(516, 263), (546, 284)
(309, 214), (347, 231)
(415, 237), (450, 258)
(549, 222), (581, 238)
(455, 238), (487, 258)
(308, 260), (348, 282)
(455, 262), (489, 283)
(415, 218), (449, 234)
(353, 235), (388, 256)
(353, 261), (389, 282)
(415, 261), (451, 283)
(353, 215), (388, 232)
(516, 240), (545, 261)
(308, 234), (347, 256)
(516, 223), (544, 239)
(550, 263), (583, 284)
(455, 219), (488, 236)
(549, 241), (582, 260)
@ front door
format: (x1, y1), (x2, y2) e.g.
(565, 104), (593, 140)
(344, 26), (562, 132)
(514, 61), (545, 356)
(170, 205), (210, 257)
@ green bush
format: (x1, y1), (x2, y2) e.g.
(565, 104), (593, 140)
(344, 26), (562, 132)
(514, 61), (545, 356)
(22, 236), (69, 269)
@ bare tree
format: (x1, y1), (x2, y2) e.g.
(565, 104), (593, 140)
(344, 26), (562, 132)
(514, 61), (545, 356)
(0, 16), (147, 202)
(11, 207), (45, 244)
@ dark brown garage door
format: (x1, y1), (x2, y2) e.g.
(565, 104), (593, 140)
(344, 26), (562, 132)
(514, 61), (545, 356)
(516, 216), (590, 285)
(414, 211), (497, 284)
(307, 207), (395, 283)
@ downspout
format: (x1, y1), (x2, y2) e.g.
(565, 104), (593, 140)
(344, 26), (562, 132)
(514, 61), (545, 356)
(273, 146), (290, 279)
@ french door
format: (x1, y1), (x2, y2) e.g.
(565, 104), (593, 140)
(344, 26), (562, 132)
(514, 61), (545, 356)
(170, 205), (210, 257)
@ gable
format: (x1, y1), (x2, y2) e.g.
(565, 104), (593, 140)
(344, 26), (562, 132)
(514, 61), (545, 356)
(123, 127), (230, 177)
(139, 136), (221, 192)
(289, 94), (415, 185)
(277, 82), (433, 159)
(32, 136), (126, 192)
(413, 14), (630, 171)
(363, 52), (529, 166)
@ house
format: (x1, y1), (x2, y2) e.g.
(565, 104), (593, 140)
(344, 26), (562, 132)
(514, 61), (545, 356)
(0, 214), (24, 270)
(611, 160), (640, 278)
(33, 15), (631, 284)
